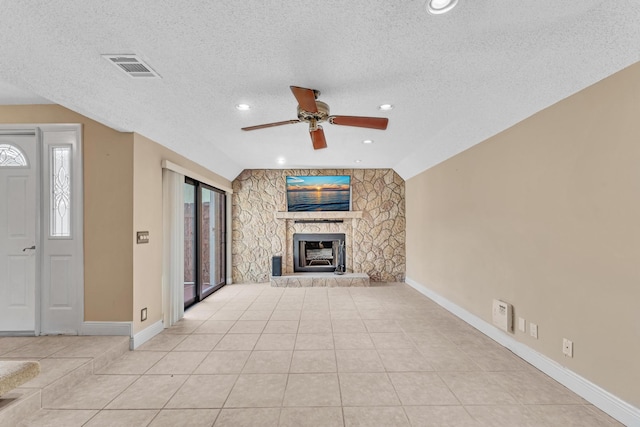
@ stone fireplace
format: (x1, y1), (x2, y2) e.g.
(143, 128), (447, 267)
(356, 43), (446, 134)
(293, 233), (346, 273)
(232, 169), (406, 283)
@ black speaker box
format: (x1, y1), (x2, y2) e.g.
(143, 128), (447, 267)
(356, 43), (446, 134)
(272, 256), (282, 277)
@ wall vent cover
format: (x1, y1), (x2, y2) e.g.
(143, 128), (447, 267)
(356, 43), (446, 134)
(102, 54), (161, 78)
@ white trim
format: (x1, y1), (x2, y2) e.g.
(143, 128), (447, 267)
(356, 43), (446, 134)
(131, 320), (163, 350)
(0, 331), (36, 336)
(226, 192), (233, 284)
(0, 130), (37, 136)
(404, 277), (640, 427)
(80, 321), (132, 337)
(161, 159), (232, 194)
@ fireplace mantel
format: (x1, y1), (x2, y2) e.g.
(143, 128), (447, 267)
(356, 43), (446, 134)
(275, 211), (363, 220)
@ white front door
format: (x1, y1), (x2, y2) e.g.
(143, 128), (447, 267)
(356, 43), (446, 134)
(0, 133), (38, 333)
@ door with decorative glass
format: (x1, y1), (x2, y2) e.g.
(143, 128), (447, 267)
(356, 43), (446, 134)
(0, 125), (83, 336)
(0, 133), (37, 332)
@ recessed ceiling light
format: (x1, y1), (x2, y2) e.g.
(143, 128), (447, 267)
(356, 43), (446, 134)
(235, 103), (251, 111)
(378, 104), (394, 111)
(362, 139), (374, 144)
(277, 157), (286, 165)
(427, 0), (458, 14)
(354, 159), (362, 164)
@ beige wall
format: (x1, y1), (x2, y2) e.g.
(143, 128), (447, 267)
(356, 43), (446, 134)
(405, 62), (640, 407)
(232, 169), (405, 283)
(0, 105), (134, 322)
(132, 133), (231, 334)
(0, 105), (232, 333)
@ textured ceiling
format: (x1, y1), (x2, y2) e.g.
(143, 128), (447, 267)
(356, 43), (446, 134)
(0, 1), (638, 181)
(0, 80), (52, 105)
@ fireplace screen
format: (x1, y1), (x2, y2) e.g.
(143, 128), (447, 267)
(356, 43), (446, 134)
(293, 233), (346, 273)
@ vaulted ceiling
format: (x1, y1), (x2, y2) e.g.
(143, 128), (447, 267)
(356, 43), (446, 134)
(1, 1), (638, 181)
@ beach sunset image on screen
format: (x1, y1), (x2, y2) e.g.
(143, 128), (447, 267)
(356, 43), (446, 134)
(286, 175), (351, 212)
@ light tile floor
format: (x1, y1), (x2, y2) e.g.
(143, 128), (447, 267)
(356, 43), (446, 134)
(0, 335), (130, 426)
(7, 283), (624, 426)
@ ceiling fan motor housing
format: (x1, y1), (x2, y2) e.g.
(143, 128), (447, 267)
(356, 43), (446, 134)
(298, 100), (330, 129)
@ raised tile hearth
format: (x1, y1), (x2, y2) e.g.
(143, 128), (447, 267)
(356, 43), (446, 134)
(270, 273), (369, 287)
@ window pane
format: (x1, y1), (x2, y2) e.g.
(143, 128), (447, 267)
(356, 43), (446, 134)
(0, 143), (28, 167)
(184, 182), (196, 306)
(214, 191), (226, 285)
(200, 187), (216, 296)
(50, 146), (71, 237)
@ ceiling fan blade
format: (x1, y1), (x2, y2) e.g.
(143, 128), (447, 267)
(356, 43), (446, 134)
(290, 86), (318, 113)
(329, 115), (389, 130)
(241, 119), (300, 131)
(310, 126), (327, 150)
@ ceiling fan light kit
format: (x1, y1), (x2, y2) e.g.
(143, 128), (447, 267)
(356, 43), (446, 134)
(241, 85), (389, 150)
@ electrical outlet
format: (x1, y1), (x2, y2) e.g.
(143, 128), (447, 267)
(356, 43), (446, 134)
(563, 338), (573, 357)
(141, 307), (147, 322)
(530, 323), (538, 339)
(518, 317), (526, 332)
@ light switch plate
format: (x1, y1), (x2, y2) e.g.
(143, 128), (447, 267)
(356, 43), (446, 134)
(518, 317), (526, 332)
(530, 323), (538, 339)
(563, 338), (573, 357)
(137, 231), (150, 244)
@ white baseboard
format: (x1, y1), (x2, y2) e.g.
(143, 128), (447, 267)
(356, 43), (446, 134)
(0, 331), (36, 336)
(80, 321), (132, 337)
(405, 277), (640, 427)
(131, 320), (164, 350)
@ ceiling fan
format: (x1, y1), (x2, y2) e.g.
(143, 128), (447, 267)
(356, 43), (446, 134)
(241, 86), (389, 150)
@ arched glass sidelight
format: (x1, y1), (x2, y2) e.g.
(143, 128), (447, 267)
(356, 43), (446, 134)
(0, 143), (28, 167)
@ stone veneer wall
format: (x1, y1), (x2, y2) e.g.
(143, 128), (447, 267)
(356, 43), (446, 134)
(232, 169), (405, 283)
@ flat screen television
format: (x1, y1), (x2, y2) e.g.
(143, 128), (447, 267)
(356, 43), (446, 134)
(286, 175), (351, 212)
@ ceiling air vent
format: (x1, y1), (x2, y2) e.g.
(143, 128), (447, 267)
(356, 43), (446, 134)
(102, 54), (161, 78)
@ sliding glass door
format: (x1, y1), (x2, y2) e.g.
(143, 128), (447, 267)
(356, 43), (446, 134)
(200, 185), (226, 299)
(184, 178), (226, 309)
(184, 181), (197, 307)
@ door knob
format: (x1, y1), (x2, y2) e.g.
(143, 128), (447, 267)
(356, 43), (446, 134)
(22, 245), (36, 251)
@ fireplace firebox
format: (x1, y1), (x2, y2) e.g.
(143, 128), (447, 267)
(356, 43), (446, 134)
(293, 233), (346, 273)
